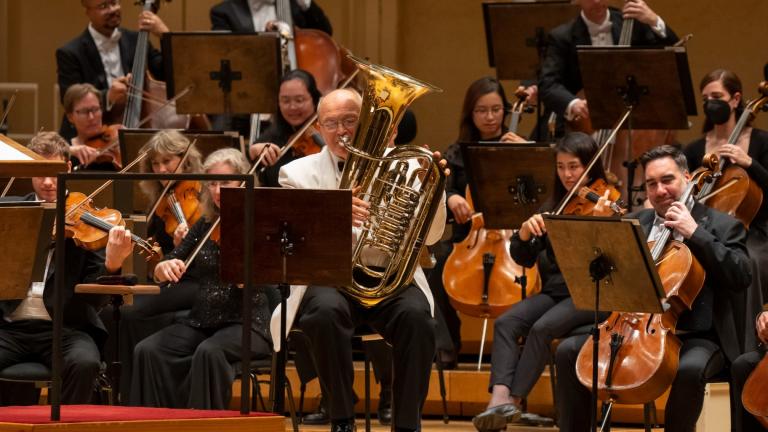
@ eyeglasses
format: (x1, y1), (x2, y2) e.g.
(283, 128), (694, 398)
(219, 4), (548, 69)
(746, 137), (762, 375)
(319, 117), (358, 131)
(279, 96), (310, 107)
(73, 107), (102, 117)
(88, 0), (120, 11)
(473, 106), (505, 116)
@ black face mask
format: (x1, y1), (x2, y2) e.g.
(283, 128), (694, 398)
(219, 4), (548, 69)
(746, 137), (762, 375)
(703, 99), (732, 125)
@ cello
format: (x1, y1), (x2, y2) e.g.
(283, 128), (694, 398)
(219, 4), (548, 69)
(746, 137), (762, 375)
(696, 81), (768, 227)
(442, 94), (546, 370)
(574, 174), (710, 406)
(742, 346), (768, 428)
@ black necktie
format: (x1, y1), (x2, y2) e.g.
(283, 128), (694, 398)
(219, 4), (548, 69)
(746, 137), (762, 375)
(337, 161), (345, 172)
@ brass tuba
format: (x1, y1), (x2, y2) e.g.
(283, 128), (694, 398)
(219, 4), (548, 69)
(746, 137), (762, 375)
(338, 55), (445, 307)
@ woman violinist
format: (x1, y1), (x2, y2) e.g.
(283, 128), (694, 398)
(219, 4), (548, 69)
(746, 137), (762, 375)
(248, 69), (322, 187)
(138, 129), (204, 254)
(130, 148), (272, 409)
(431, 77), (526, 367)
(63, 83), (120, 171)
(473, 132), (619, 432)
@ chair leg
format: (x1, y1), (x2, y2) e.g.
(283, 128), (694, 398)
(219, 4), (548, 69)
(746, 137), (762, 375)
(643, 401), (658, 431)
(548, 349), (559, 425)
(250, 372), (262, 411)
(365, 351), (372, 432)
(298, 381), (306, 421)
(285, 379), (299, 432)
(435, 359), (449, 424)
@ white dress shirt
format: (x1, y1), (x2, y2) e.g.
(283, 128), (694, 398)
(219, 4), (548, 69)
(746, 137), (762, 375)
(88, 23), (124, 88)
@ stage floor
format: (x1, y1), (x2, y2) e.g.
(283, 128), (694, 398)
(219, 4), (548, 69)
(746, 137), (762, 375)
(291, 419), (663, 431)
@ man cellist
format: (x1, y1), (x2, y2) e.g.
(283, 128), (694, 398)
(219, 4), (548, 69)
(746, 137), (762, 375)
(554, 145), (752, 431)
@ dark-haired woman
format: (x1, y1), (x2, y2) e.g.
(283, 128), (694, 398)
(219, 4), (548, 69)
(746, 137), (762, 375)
(249, 69), (322, 187)
(473, 132), (618, 432)
(684, 69), (768, 432)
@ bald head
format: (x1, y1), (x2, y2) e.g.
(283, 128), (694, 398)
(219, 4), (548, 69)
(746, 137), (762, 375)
(317, 89), (362, 160)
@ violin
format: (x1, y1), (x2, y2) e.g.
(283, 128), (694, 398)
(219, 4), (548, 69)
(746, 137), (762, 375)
(575, 178), (707, 405)
(153, 180), (202, 236)
(742, 347), (768, 428)
(78, 124), (122, 170)
(443, 187), (542, 319)
(562, 178), (626, 216)
(694, 81), (768, 227)
(291, 125), (323, 157)
(63, 192), (160, 261)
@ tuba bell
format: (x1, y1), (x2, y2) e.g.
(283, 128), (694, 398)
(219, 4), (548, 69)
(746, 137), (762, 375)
(338, 55), (445, 307)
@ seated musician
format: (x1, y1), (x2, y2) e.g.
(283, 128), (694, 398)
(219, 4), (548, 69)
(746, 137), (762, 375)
(539, 0), (677, 135)
(731, 310), (768, 431)
(435, 76), (527, 368)
(473, 132), (618, 431)
(62, 83), (116, 171)
(0, 131), (134, 404)
(684, 69), (768, 337)
(130, 148), (272, 410)
(57, 0), (167, 140)
(248, 69), (322, 187)
(554, 145), (752, 431)
(102, 129), (204, 403)
(277, 88), (448, 432)
(211, 0), (333, 35)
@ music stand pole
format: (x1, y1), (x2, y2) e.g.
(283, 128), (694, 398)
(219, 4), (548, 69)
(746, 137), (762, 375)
(274, 222), (294, 413)
(587, 252), (614, 432)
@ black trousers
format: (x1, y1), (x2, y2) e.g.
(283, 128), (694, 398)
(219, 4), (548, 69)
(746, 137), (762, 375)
(425, 239), (462, 353)
(731, 350), (768, 431)
(296, 284), (435, 429)
(555, 333), (725, 432)
(489, 294), (594, 398)
(129, 322), (270, 409)
(0, 320), (100, 404)
(100, 281), (198, 403)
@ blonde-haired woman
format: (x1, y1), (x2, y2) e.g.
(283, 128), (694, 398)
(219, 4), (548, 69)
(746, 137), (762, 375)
(130, 148), (271, 409)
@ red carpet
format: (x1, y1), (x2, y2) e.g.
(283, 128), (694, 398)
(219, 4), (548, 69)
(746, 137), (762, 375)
(0, 405), (272, 423)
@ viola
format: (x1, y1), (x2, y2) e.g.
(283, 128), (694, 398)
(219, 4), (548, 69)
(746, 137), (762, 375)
(575, 179), (707, 405)
(562, 178), (626, 216)
(79, 124), (122, 170)
(63, 192), (160, 261)
(154, 180), (202, 236)
(291, 125), (323, 157)
(742, 348), (768, 428)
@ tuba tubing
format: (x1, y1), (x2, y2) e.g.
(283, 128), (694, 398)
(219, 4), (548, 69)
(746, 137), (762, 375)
(338, 55), (445, 307)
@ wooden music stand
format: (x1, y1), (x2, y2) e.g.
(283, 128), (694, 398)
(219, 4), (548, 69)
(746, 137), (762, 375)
(162, 32), (281, 116)
(116, 128), (242, 214)
(0, 134), (66, 177)
(544, 214), (664, 431)
(0, 203), (55, 301)
(219, 187), (352, 415)
(461, 142), (556, 229)
(483, 0), (578, 80)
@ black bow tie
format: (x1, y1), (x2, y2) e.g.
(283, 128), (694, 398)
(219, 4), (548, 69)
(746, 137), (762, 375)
(337, 161), (345, 172)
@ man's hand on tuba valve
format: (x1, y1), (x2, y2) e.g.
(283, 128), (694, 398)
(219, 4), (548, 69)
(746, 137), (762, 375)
(351, 185), (371, 228)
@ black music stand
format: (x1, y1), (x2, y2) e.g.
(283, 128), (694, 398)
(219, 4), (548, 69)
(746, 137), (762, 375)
(577, 46), (697, 205)
(0, 203), (55, 301)
(544, 214), (664, 432)
(117, 128), (242, 213)
(162, 32), (281, 118)
(482, 1), (578, 139)
(219, 187), (352, 415)
(460, 141), (555, 369)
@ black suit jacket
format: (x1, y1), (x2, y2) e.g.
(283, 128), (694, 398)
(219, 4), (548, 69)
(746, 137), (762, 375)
(539, 8), (679, 120)
(0, 193), (111, 346)
(56, 28), (164, 140)
(629, 203), (751, 362)
(210, 0), (332, 35)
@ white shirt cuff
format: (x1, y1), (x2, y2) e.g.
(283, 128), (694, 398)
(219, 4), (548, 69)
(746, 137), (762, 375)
(297, 0), (311, 11)
(564, 98), (579, 121)
(652, 16), (667, 39)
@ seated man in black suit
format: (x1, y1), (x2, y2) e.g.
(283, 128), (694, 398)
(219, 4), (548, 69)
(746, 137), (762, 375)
(210, 0), (332, 35)
(539, 0), (678, 134)
(554, 145), (752, 431)
(56, 0), (168, 140)
(0, 131), (134, 404)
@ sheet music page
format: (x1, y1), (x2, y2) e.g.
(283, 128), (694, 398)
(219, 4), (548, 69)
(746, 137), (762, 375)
(0, 137), (32, 161)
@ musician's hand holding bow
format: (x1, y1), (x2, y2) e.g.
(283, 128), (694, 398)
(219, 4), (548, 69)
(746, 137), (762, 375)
(250, 142), (280, 166)
(519, 213), (546, 241)
(663, 201), (698, 239)
(154, 259), (187, 283)
(718, 143), (752, 168)
(108, 73), (131, 107)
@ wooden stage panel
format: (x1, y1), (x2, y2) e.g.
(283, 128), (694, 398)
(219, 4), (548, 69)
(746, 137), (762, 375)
(0, 417), (284, 432)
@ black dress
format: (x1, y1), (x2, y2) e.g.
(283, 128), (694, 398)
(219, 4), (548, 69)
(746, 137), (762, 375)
(129, 219), (272, 409)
